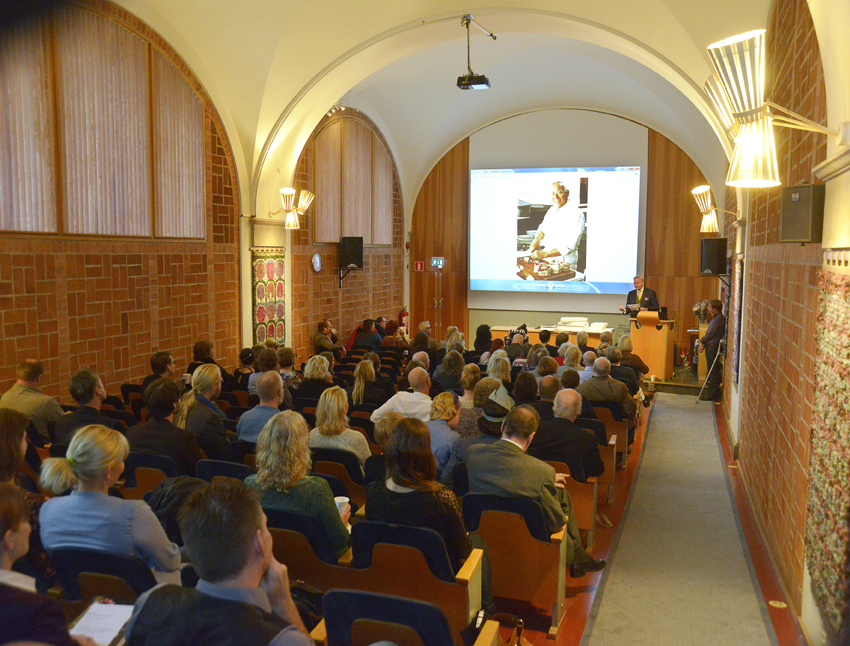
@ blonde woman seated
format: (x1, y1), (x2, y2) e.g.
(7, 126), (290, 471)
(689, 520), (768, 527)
(38, 425), (180, 582)
(365, 411), (404, 486)
(297, 355), (335, 402)
(485, 348), (508, 376)
(438, 326), (458, 351)
(174, 363), (230, 461)
(308, 386), (371, 471)
(488, 356), (512, 393)
(459, 364), (480, 409)
(244, 411), (350, 558)
(558, 346), (583, 376)
(345, 360), (388, 408)
(426, 392), (462, 472)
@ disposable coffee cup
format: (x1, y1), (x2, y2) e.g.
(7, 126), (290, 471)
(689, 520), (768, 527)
(182, 373), (192, 385)
(334, 496), (349, 514)
(650, 375), (656, 382)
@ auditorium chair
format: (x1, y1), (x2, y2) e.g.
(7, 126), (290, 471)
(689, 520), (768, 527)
(230, 440), (256, 464)
(102, 395), (126, 411)
(593, 407), (629, 468)
(120, 453), (180, 499)
(100, 408), (137, 430)
(120, 383), (144, 406)
(463, 493), (567, 639)
(196, 459), (254, 482)
(226, 405), (250, 421)
(311, 448), (366, 507)
(545, 461), (598, 550)
(50, 547), (157, 604)
(294, 397), (320, 412)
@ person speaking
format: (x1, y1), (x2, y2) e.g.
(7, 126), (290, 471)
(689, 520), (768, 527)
(619, 275), (659, 317)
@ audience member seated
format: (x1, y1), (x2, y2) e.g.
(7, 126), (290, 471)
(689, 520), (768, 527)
(417, 321), (439, 352)
(528, 390), (604, 481)
(187, 340), (232, 383)
(142, 351), (178, 392)
(277, 347), (304, 392)
(446, 331), (466, 354)
(576, 358), (638, 443)
(355, 319), (383, 353)
(238, 372), (287, 443)
(535, 356), (559, 384)
(0, 359), (64, 444)
(598, 331), (613, 347)
(459, 364), (480, 409)
(249, 349), (279, 395)
(345, 360), (388, 409)
(55, 369), (123, 443)
(308, 387), (371, 470)
(505, 333), (530, 363)
(381, 319), (409, 351)
(555, 331), (570, 352)
(487, 357), (512, 393)
(127, 379), (203, 476)
(297, 355), (335, 402)
(371, 367), (432, 424)
(234, 348), (256, 385)
(515, 343), (545, 371)
(560, 370), (598, 420)
(251, 344), (264, 370)
(398, 354), (443, 397)
(441, 384), (512, 485)
(529, 376), (560, 421)
(511, 372), (538, 407)
(39, 425), (181, 580)
(434, 350), (464, 392)
(595, 343), (611, 358)
(245, 411), (349, 557)
(375, 316), (387, 338)
(426, 392), (461, 472)
(455, 377), (502, 439)
(539, 329), (559, 358)
(579, 351), (596, 383)
(313, 319), (345, 361)
(438, 326), (458, 351)
(576, 331), (595, 356)
(465, 406), (605, 578)
(0, 482), (97, 646)
(366, 417), (495, 615)
(364, 412), (402, 487)
(363, 351), (396, 400)
(618, 335), (650, 375)
(473, 324), (492, 353)
(559, 346), (583, 377)
(1, 409), (56, 591)
(606, 347), (640, 396)
(485, 348), (508, 376)
(478, 338), (504, 366)
(174, 364), (231, 461)
(124, 480), (312, 646)
(409, 332), (438, 372)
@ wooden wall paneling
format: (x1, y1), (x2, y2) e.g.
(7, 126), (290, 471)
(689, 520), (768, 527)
(152, 51), (205, 238)
(341, 119), (372, 243)
(313, 121), (341, 243)
(371, 138), (393, 245)
(410, 270), (437, 338)
(439, 272), (469, 341)
(54, 8), (151, 236)
(0, 19), (56, 233)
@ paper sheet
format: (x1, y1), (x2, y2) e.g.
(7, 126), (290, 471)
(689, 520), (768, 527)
(70, 602), (133, 646)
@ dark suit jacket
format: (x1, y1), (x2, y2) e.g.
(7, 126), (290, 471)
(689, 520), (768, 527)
(529, 400), (555, 422)
(0, 582), (78, 646)
(466, 439), (567, 534)
(54, 406), (123, 443)
(610, 365), (640, 396)
(527, 418), (604, 481)
(185, 400), (230, 460)
(625, 287), (659, 316)
(127, 418), (204, 476)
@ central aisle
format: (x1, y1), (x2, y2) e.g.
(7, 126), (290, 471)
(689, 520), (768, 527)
(584, 393), (776, 646)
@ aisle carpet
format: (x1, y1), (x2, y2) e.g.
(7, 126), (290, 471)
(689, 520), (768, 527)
(584, 393), (777, 646)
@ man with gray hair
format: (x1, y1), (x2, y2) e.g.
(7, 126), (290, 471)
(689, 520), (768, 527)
(577, 357), (638, 443)
(579, 351), (596, 383)
(237, 371), (285, 443)
(54, 369), (122, 443)
(370, 366), (432, 423)
(528, 389), (604, 482)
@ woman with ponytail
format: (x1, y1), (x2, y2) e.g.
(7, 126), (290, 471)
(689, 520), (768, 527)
(173, 363), (230, 460)
(345, 360), (388, 408)
(38, 425), (180, 578)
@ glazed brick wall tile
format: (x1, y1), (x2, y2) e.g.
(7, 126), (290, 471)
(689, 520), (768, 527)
(289, 110), (405, 360)
(726, 0), (826, 611)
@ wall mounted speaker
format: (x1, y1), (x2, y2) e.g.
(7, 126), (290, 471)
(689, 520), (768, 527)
(700, 237), (727, 275)
(781, 184), (824, 243)
(339, 237), (363, 269)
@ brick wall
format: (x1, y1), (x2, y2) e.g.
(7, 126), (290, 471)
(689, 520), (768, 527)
(289, 110), (405, 359)
(0, 2), (240, 402)
(725, 0), (826, 610)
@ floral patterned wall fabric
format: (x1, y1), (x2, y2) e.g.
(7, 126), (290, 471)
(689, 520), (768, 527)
(807, 270), (850, 635)
(252, 247), (286, 345)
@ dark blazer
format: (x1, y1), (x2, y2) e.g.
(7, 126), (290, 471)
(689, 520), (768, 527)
(527, 418), (604, 481)
(345, 383), (388, 407)
(545, 344), (559, 358)
(610, 365), (640, 396)
(297, 378), (334, 402)
(185, 401), (230, 460)
(0, 583), (78, 646)
(529, 400), (555, 422)
(54, 406), (123, 443)
(187, 359), (233, 383)
(625, 287), (659, 316)
(127, 418), (204, 476)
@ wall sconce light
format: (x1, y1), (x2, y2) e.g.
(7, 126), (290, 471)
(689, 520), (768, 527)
(691, 185), (742, 233)
(707, 29), (850, 188)
(270, 188), (315, 229)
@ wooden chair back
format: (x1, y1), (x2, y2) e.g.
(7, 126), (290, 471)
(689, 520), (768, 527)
(593, 407), (629, 468)
(545, 461), (598, 550)
(121, 467), (167, 500)
(312, 461), (366, 508)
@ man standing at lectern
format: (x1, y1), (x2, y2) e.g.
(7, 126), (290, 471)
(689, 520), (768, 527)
(619, 275), (659, 317)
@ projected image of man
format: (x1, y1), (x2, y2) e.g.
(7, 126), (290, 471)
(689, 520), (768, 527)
(529, 182), (585, 268)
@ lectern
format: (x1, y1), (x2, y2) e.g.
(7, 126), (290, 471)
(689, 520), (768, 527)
(630, 311), (674, 380)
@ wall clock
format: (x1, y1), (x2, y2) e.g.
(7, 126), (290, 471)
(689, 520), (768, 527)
(312, 253), (322, 272)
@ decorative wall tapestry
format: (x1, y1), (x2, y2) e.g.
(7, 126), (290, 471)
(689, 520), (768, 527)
(729, 254), (744, 386)
(251, 247), (285, 345)
(806, 270), (850, 636)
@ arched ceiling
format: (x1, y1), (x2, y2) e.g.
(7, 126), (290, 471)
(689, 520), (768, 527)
(113, 0), (771, 214)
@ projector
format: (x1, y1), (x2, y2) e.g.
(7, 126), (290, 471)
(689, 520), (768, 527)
(457, 73), (490, 90)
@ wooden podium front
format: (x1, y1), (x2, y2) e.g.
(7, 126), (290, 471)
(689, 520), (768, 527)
(630, 312), (674, 380)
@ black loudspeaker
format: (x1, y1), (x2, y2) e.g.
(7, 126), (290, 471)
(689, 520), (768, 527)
(700, 237), (727, 275)
(781, 184), (825, 243)
(339, 237), (363, 269)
